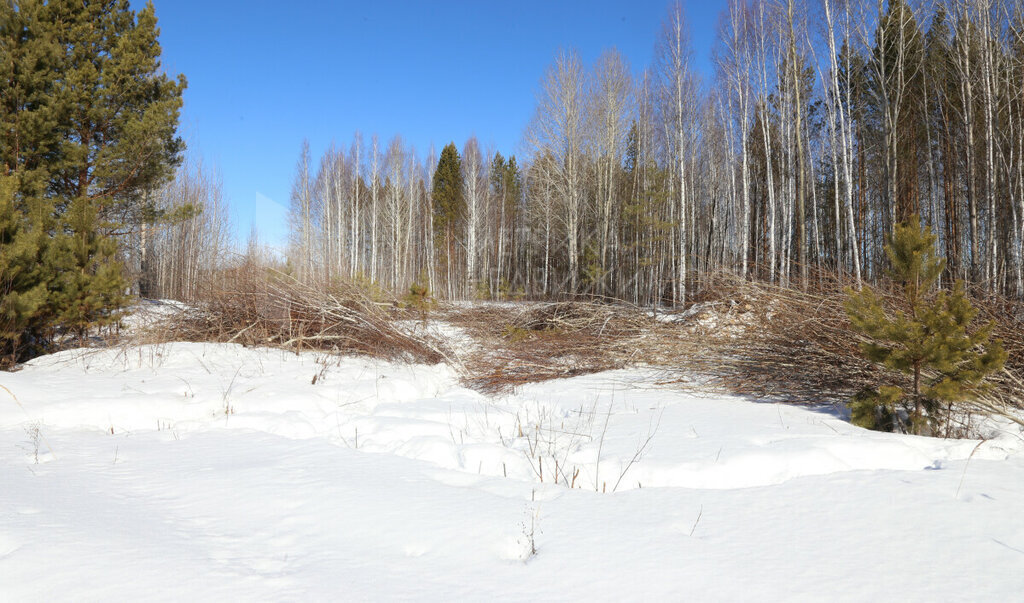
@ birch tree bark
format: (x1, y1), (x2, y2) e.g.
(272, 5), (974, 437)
(462, 137), (485, 297)
(526, 50), (586, 294)
(589, 49), (633, 295)
(656, 1), (698, 304)
(288, 139), (314, 283)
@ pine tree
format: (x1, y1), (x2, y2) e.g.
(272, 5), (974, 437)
(432, 143), (464, 296)
(46, 0), (186, 213)
(49, 197), (129, 339)
(871, 0), (926, 224)
(0, 0), (62, 199)
(1, 2), (60, 363)
(403, 270), (436, 322)
(488, 152), (523, 296)
(48, 0), (185, 334)
(0, 175), (48, 363)
(0, 0), (184, 354)
(503, 155), (522, 291)
(845, 215), (1005, 434)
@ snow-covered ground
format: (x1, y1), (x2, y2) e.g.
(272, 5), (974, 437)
(3, 340), (1024, 600)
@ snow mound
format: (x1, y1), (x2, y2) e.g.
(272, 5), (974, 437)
(3, 342), (1024, 600)
(3, 343), (1019, 491)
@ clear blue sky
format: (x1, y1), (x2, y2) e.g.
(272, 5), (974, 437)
(152, 0), (725, 250)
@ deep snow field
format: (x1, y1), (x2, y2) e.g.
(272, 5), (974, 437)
(3, 327), (1024, 600)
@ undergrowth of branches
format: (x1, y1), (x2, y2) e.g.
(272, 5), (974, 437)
(146, 264), (445, 365)
(444, 302), (652, 392)
(442, 271), (1023, 434)
(673, 272), (1024, 428)
(128, 263), (1023, 433)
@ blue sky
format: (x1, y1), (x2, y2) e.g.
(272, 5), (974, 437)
(152, 0), (725, 249)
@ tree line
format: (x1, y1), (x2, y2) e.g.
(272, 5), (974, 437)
(288, 0), (1024, 303)
(5, 0), (1024, 365)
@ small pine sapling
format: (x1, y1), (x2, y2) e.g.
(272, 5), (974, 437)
(844, 215), (1005, 435)
(403, 272), (436, 321)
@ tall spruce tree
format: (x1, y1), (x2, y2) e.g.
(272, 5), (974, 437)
(432, 143), (464, 296)
(845, 215), (1005, 434)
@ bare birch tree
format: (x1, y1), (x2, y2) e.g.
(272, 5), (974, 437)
(655, 1), (699, 304)
(526, 49), (586, 294)
(288, 139), (314, 283)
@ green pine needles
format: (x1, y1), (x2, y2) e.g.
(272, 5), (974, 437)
(0, 176), (48, 363)
(845, 215), (1006, 435)
(402, 271), (437, 321)
(432, 144), (465, 266)
(1, 0), (185, 364)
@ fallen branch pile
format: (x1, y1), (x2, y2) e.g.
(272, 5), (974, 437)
(663, 274), (906, 403)
(157, 268), (444, 364)
(444, 302), (653, 392)
(669, 273), (1024, 416)
(136, 263), (1023, 426)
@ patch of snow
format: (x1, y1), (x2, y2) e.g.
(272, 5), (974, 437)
(118, 298), (192, 334)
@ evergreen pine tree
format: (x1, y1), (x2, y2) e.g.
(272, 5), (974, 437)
(871, 0), (927, 223)
(1, 0), (62, 199)
(1, 0), (185, 354)
(1, 3), (61, 363)
(403, 271), (436, 321)
(432, 143), (464, 291)
(845, 215), (1005, 434)
(503, 155), (522, 291)
(47, 0), (186, 210)
(49, 197), (129, 339)
(505, 156), (522, 210)
(0, 176), (48, 363)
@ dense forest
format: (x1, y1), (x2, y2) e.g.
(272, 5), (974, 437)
(282, 0), (1024, 304)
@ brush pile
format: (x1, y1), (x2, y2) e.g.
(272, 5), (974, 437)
(135, 263), (1023, 425)
(445, 301), (654, 392)
(670, 273), (1024, 420)
(155, 267), (444, 364)
(662, 274), (903, 403)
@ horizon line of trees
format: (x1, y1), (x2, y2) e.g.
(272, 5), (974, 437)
(284, 0), (1024, 305)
